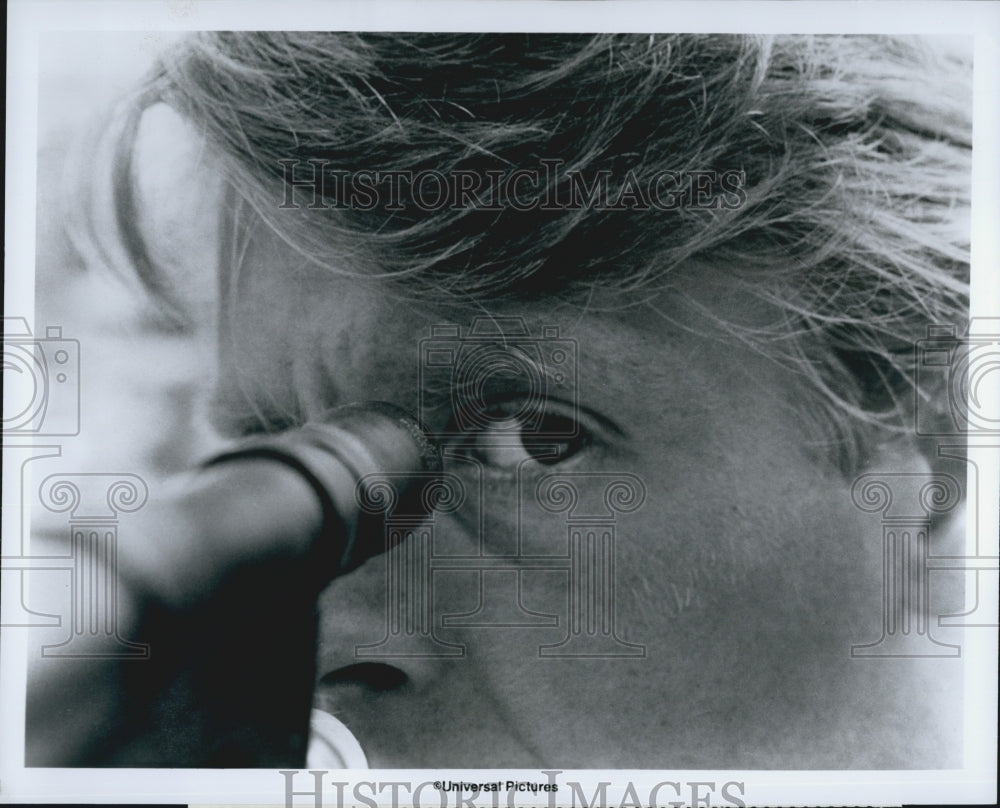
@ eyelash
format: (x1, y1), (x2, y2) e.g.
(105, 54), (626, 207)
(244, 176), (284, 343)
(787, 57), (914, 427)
(442, 397), (593, 473)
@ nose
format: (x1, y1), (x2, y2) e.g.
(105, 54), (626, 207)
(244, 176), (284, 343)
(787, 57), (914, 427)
(305, 469), (545, 768)
(314, 544), (456, 676)
(309, 545), (464, 766)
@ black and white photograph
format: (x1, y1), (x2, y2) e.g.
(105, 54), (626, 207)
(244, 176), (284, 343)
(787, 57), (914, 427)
(3, 1), (998, 805)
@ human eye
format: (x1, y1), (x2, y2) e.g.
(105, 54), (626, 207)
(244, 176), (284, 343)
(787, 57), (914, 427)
(443, 397), (594, 473)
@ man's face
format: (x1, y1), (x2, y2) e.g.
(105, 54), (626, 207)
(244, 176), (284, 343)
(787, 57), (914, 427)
(211, 226), (962, 769)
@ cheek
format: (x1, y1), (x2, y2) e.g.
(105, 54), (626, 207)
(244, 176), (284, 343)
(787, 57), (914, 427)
(614, 457), (882, 624)
(605, 466), (896, 739)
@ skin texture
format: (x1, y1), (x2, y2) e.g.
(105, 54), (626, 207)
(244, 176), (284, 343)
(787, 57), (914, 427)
(210, 222), (964, 769)
(122, 108), (965, 769)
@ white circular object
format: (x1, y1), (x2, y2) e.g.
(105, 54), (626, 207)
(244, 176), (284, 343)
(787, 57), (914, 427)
(306, 709), (369, 769)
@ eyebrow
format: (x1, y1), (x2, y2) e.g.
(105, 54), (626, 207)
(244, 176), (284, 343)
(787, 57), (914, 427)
(420, 336), (568, 395)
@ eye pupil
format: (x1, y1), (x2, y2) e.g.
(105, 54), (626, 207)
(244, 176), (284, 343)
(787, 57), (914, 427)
(526, 438), (576, 465)
(447, 402), (589, 471)
(518, 414), (587, 464)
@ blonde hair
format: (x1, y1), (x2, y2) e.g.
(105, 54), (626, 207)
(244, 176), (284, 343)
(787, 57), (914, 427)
(95, 34), (971, 468)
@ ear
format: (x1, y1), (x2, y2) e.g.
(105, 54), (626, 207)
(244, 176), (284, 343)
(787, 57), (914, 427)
(858, 432), (966, 558)
(862, 433), (933, 477)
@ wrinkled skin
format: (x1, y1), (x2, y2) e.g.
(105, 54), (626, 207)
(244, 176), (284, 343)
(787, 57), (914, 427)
(206, 213), (965, 769)
(32, 107), (957, 770)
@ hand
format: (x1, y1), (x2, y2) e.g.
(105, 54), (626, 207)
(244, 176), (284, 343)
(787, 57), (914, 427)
(25, 404), (439, 767)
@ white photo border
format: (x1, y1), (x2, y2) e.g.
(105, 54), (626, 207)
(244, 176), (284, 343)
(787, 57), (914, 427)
(4, 1), (998, 805)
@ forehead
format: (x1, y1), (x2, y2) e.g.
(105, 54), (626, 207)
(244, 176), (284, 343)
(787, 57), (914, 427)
(130, 109), (801, 439)
(211, 229), (803, 447)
